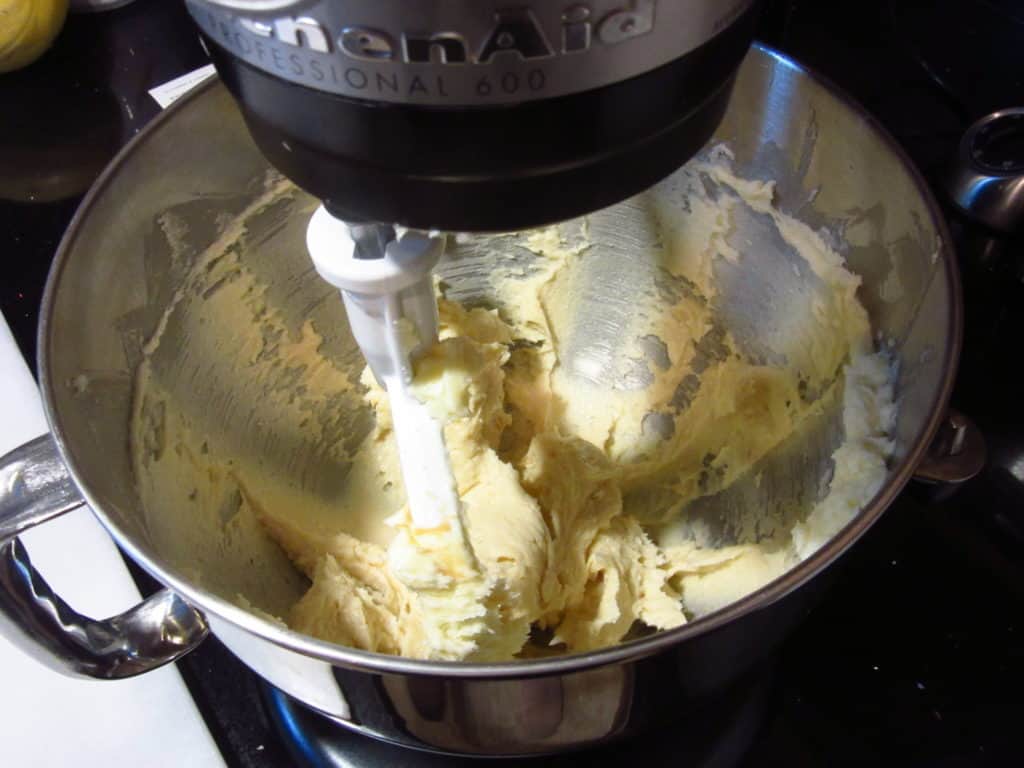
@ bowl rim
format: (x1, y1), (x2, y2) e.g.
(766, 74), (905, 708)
(38, 43), (962, 679)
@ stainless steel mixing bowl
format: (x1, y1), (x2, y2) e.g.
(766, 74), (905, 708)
(0, 46), (982, 756)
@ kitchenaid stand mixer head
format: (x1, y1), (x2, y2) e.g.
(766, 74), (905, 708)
(186, 0), (761, 232)
(185, 0), (761, 371)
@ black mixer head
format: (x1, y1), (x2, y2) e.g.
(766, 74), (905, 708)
(188, 0), (761, 231)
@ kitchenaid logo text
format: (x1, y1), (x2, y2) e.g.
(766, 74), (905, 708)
(188, 0), (747, 105)
(234, 2), (656, 64)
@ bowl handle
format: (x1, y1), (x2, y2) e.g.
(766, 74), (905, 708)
(0, 434), (208, 679)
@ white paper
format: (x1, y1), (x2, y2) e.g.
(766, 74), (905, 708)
(0, 312), (226, 768)
(148, 64), (217, 109)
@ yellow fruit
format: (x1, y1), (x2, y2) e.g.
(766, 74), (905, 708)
(0, 0), (69, 73)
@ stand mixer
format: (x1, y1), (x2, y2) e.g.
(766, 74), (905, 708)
(184, 0), (761, 528)
(0, 3), (970, 753)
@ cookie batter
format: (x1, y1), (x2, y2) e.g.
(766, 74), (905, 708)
(131, 149), (896, 661)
